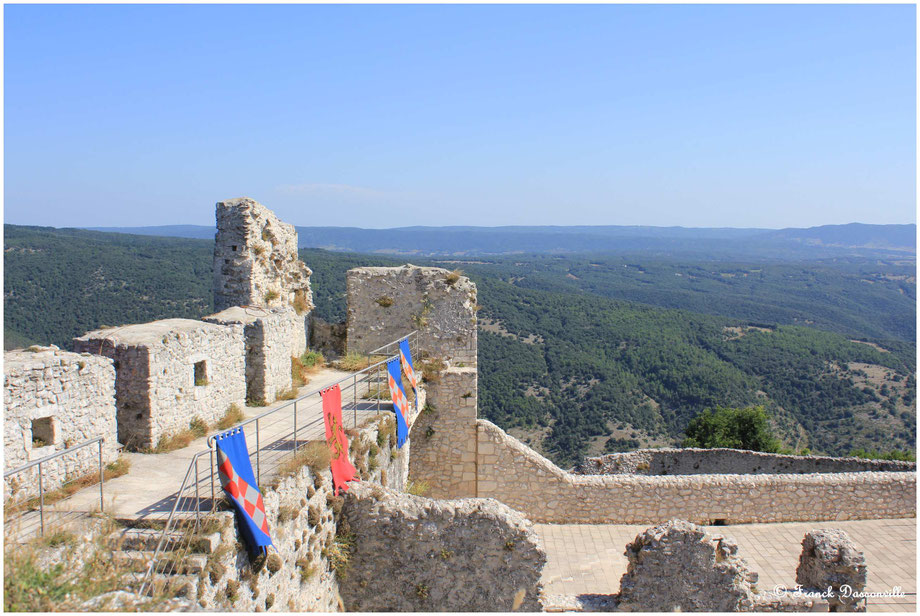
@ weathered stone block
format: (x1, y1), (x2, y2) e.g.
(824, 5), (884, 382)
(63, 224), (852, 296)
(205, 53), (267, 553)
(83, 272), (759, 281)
(338, 483), (545, 611)
(204, 305), (305, 404)
(213, 197), (313, 314)
(345, 265), (476, 366)
(74, 319), (245, 450)
(796, 529), (868, 611)
(4, 346), (118, 500)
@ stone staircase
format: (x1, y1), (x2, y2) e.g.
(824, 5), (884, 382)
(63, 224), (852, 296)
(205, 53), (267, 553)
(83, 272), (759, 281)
(107, 512), (233, 602)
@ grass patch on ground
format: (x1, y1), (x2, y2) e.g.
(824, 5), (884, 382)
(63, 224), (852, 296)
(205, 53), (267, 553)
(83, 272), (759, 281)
(292, 350), (325, 387)
(335, 352), (371, 372)
(215, 404), (244, 431)
(269, 442), (331, 488)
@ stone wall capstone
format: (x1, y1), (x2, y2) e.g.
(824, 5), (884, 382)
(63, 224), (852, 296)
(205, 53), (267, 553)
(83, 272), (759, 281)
(576, 448), (916, 476)
(74, 319), (246, 450)
(4, 346), (118, 499)
(204, 306), (305, 404)
(346, 265), (477, 366)
(338, 483), (545, 611)
(213, 197), (313, 315)
(476, 420), (917, 524)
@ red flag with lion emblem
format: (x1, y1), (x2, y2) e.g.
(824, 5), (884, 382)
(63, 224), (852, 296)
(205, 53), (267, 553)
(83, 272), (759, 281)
(320, 384), (357, 496)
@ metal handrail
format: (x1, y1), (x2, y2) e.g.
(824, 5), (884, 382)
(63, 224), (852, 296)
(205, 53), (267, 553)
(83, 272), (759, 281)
(140, 331), (420, 596)
(4, 436), (106, 537)
(3, 436), (104, 477)
(204, 334), (416, 449)
(367, 330), (418, 357)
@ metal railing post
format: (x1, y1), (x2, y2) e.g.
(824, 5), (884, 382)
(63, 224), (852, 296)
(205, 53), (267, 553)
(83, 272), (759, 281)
(255, 419), (261, 485)
(98, 440), (105, 513)
(38, 462), (45, 536)
(293, 400), (298, 453)
(376, 363), (381, 413)
(194, 457), (200, 527)
(353, 374), (358, 427)
(209, 448), (216, 511)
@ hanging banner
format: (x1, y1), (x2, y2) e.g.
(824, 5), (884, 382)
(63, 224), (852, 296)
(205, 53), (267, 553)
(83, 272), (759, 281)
(386, 358), (410, 448)
(215, 429), (273, 554)
(398, 338), (418, 407)
(321, 384), (358, 496)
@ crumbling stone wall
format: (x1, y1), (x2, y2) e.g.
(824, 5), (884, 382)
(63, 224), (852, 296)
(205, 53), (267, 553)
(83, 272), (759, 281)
(617, 519), (758, 612)
(409, 367), (478, 498)
(476, 420), (916, 524)
(204, 306), (305, 404)
(797, 529), (868, 611)
(197, 414), (409, 611)
(308, 315), (346, 358)
(338, 483), (545, 611)
(346, 265), (477, 366)
(3, 346), (118, 499)
(213, 197), (313, 314)
(74, 319), (246, 450)
(577, 448), (916, 476)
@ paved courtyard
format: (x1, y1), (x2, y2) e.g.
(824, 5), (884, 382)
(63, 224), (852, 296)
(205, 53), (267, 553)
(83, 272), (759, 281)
(536, 518), (916, 612)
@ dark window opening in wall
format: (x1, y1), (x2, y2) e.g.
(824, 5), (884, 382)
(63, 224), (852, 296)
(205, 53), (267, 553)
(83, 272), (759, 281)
(31, 417), (55, 448)
(710, 518), (727, 526)
(194, 361), (209, 386)
(231, 245), (238, 251)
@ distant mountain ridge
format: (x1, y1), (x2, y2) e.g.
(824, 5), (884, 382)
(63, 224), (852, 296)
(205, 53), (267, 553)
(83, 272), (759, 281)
(82, 222), (916, 258)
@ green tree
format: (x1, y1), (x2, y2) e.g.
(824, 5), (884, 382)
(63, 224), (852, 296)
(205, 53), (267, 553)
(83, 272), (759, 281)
(682, 405), (781, 452)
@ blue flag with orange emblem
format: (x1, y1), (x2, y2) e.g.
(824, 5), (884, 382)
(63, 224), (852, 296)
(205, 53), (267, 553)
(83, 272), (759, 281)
(215, 429), (273, 555)
(398, 339), (418, 408)
(386, 358), (410, 448)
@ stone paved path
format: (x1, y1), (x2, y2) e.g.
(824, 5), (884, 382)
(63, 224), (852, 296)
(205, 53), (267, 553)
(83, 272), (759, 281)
(536, 518), (916, 612)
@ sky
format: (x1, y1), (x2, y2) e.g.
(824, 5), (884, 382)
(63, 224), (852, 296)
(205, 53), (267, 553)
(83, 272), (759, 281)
(3, 3), (916, 229)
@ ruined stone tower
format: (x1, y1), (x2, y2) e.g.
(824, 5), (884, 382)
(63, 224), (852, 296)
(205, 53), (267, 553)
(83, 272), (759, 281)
(213, 197), (314, 313)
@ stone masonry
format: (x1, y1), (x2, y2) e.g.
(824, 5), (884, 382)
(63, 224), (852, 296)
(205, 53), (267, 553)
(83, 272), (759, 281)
(797, 529), (868, 611)
(576, 448), (916, 476)
(338, 483), (545, 611)
(617, 519), (758, 612)
(346, 265), (477, 366)
(476, 419), (916, 524)
(74, 319), (246, 450)
(204, 306), (306, 404)
(213, 197), (314, 314)
(409, 367), (478, 498)
(4, 346), (118, 500)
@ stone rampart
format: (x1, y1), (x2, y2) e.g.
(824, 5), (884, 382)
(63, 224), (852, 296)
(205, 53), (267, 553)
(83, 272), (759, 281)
(476, 420), (916, 524)
(196, 415), (409, 612)
(4, 346), (119, 499)
(577, 448), (916, 476)
(74, 319), (246, 450)
(408, 367), (478, 498)
(213, 197), (313, 314)
(346, 265), (477, 366)
(204, 306), (305, 404)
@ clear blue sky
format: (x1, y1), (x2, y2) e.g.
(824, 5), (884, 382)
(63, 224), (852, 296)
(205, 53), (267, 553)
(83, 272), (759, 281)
(4, 3), (916, 229)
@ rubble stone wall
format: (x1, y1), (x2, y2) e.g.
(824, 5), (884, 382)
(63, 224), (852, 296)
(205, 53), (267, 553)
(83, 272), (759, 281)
(408, 367), (478, 498)
(346, 265), (477, 366)
(74, 319), (246, 450)
(3, 347), (119, 499)
(577, 448), (916, 476)
(213, 197), (313, 315)
(338, 483), (545, 612)
(476, 420), (916, 524)
(198, 413), (410, 611)
(308, 315), (346, 358)
(204, 306), (305, 404)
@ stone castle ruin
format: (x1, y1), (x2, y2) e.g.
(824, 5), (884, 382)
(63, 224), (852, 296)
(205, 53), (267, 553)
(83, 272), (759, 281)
(3, 197), (916, 611)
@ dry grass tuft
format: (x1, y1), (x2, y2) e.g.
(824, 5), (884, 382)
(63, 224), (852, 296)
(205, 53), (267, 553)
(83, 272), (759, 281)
(216, 404), (244, 430)
(335, 352), (371, 372)
(445, 269), (463, 285)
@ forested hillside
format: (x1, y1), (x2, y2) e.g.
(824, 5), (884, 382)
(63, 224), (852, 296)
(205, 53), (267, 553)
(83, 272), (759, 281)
(4, 225), (915, 466)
